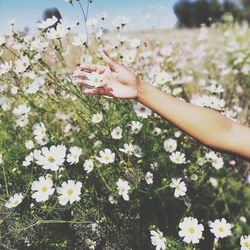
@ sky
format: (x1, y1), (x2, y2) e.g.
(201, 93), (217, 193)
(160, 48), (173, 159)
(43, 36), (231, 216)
(0, 0), (178, 35)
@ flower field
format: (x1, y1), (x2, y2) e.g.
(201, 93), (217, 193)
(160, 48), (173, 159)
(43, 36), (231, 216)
(0, 1), (250, 249)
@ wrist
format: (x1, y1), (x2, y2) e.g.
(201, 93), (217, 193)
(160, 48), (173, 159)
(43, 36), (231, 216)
(136, 78), (150, 102)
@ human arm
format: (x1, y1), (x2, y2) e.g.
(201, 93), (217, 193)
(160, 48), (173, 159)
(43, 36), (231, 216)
(73, 51), (250, 160)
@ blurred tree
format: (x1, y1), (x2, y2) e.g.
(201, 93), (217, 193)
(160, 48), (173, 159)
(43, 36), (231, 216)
(173, 0), (250, 28)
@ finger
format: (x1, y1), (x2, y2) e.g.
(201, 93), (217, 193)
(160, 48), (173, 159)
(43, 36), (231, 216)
(75, 78), (92, 86)
(79, 63), (106, 73)
(83, 87), (114, 96)
(73, 70), (89, 78)
(102, 50), (119, 71)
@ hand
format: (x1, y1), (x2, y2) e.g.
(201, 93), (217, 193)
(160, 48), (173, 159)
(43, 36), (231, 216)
(73, 50), (142, 99)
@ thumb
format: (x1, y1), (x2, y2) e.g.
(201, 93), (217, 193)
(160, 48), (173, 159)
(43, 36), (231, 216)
(102, 50), (118, 71)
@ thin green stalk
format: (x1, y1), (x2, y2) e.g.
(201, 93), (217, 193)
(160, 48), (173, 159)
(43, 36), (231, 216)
(2, 163), (9, 196)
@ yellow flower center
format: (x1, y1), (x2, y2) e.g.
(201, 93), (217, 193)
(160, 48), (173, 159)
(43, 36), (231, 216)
(41, 186), (48, 192)
(67, 188), (74, 196)
(244, 242), (250, 247)
(218, 227), (224, 233)
(48, 156), (55, 163)
(13, 200), (20, 205)
(55, 33), (61, 39)
(41, 129), (45, 135)
(188, 227), (195, 234)
(104, 156), (110, 160)
(176, 184), (180, 190)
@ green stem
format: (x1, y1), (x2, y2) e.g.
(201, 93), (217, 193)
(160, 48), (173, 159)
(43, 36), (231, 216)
(2, 163), (9, 196)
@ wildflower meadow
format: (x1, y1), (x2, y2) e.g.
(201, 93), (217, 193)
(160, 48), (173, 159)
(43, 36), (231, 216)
(0, 0), (249, 249)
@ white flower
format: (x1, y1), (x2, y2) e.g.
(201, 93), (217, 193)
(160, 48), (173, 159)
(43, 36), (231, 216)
(34, 145), (66, 171)
(209, 177), (218, 187)
(97, 148), (115, 164)
(155, 71), (172, 85)
(86, 17), (99, 27)
(112, 16), (130, 29)
(0, 61), (12, 75)
(178, 217), (204, 244)
(22, 152), (34, 167)
(152, 127), (162, 136)
(163, 138), (177, 153)
(116, 178), (130, 201)
(111, 126), (123, 139)
(57, 180), (82, 206)
(133, 144), (142, 158)
(133, 102), (152, 118)
(150, 229), (166, 250)
(31, 176), (55, 202)
(170, 178), (187, 197)
(25, 140), (34, 150)
(241, 235), (250, 250)
(83, 159), (94, 173)
(92, 112), (103, 123)
(15, 55), (30, 73)
(5, 193), (24, 208)
(119, 143), (135, 155)
(37, 16), (58, 29)
(72, 33), (89, 46)
(0, 154), (2, 164)
(170, 151), (186, 164)
(85, 238), (96, 250)
(108, 195), (118, 204)
(33, 122), (49, 145)
(209, 218), (232, 239)
(46, 23), (67, 39)
(129, 121), (143, 134)
(85, 71), (105, 88)
(67, 146), (82, 165)
(205, 151), (224, 169)
(145, 172), (153, 184)
(13, 103), (30, 127)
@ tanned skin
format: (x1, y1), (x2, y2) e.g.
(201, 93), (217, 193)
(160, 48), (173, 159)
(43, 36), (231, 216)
(73, 51), (250, 160)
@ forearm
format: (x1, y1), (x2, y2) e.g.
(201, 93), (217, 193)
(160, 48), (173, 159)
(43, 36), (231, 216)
(137, 80), (235, 152)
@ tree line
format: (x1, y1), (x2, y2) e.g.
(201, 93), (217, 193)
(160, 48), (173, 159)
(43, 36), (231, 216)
(174, 0), (250, 27)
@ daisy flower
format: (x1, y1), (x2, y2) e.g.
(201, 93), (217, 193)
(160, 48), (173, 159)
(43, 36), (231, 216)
(150, 229), (166, 250)
(92, 112), (103, 123)
(111, 126), (123, 139)
(163, 138), (177, 153)
(72, 33), (88, 46)
(209, 218), (232, 239)
(170, 178), (187, 197)
(145, 172), (153, 184)
(83, 159), (94, 173)
(240, 235), (250, 250)
(5, 193), (24, 208)
(46, 23), (67, 40)
(33, 144), (66, 171)
(66, 146), (82, 165)
(178, 217), (204, 244)
(129, 121), (143, 134)
(85, 71), (105, 88)
(57, 180), (82, 206)
(116, 178), (130, 201)
(15, 55), (30, 73)
(37, 16), (58, 29)
(119, 143), (135, 155)
(133, 102), (152, 118)
(170, 151), (186, 164)
(97, 148), (115, 164)
(31, 176), (55, 202)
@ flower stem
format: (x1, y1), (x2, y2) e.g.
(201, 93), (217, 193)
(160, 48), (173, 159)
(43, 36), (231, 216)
(2, 163), (9, 196)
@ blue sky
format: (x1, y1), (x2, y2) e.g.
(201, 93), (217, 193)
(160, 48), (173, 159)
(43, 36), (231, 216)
(0, 0), (177, 34)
